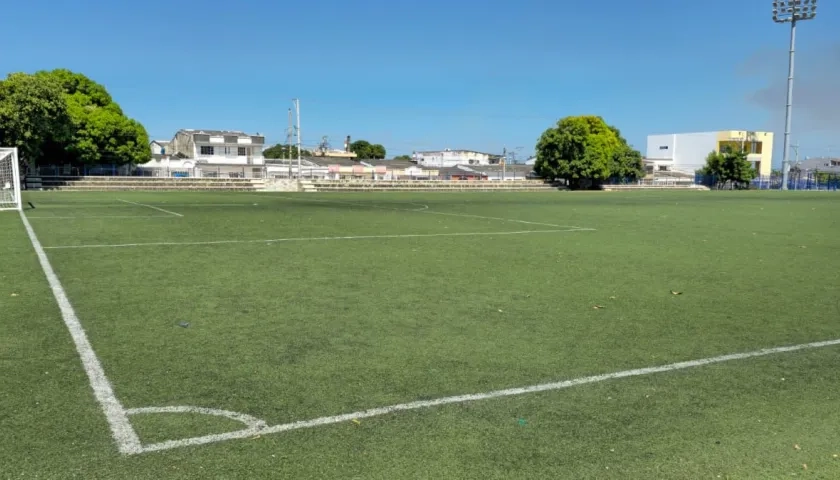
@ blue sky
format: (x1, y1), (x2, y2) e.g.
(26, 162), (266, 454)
(2, 0), (838, 164)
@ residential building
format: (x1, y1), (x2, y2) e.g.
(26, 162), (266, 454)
(412, 149), (501, 167)
(169, 129), (266, 165)
(797, 157), (840, 173)
(150, 140), (171, 155)
(645, 131), (774, 176)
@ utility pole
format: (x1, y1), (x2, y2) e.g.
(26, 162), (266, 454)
(772, 0), (818, 190)
(286, 107), (293, 178)
(292, 98), (301, 178)
(502, 146), (506, 181)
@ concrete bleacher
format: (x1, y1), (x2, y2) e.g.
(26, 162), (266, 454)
(601, 184), (710, 191)
(30, 176), (264, 191)
(303, 179), (563, 192)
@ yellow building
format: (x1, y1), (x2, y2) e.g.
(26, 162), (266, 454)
(646, 131), (774, 176)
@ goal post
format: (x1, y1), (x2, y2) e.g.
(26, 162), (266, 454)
(0, 147), (22, 212)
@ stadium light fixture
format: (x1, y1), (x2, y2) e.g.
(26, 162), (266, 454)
(772, 0), (818, 190)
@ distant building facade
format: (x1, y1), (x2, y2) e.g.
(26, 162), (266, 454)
(166, 129), (266, 165)
(412, 149), (501, 167)
(645, 130), (774, 176)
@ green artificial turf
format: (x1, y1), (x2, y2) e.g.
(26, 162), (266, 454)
(2, 190), (839, 479)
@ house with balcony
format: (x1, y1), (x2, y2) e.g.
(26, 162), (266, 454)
(142, 129), (266, 177)
(168, 129), (265, 165)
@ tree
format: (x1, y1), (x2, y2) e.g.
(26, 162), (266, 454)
(39, 70), (149, 166)
(263, 144), (312, 159)
(534, 115), (643, 189)
(350, 140), (386, 159)
(393, 154), (413, 161)
(698, 148), (757, 189)
(0, 69), (149, 166)
(0, 73), (73, 164)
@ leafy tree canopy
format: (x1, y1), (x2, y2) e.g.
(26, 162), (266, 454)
(0, 73), (72, 163)
(0, 69), (149, 166)
(393, 154), (413, 161)
(697, 148), (757, 189)
(534, 115), (644, 189)
(263, 144), (312, 159)
(350, 140), (386, 159)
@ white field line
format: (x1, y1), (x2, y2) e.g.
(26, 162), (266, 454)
(117, 199), (183, 217)
(18, 211), (143, 455)
(135, 337), (840, 454)
(251, 194), (583, 229)
(126, 406), (267, 430)
(43, 229), (589, 250)
(27, 215), (174, 219)
(31, 203), (258, 208)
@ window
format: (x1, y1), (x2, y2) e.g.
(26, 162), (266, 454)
(659, 145), (669, 150)
(200, 146), (214, 155)
(224, 147), (232, 155)
(238, 147), (248, 156)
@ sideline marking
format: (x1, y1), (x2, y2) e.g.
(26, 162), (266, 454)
(43, 228), (590, 250)
(117, 199), (183, 217)
(134, 337), (840, 454)
(252, 194), (582, 229)
(18, 212), (143, 455)
(27, 215), (174, 219)
(29, 203), (258, 208)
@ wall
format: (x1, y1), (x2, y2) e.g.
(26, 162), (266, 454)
(646, 135), (676, 160)
(171, 131), (196, 158)
(672, 132), (717, 173)
(415, 150), (491, 167)
(150, 142), (167, 155)
(261, 178), (300, 192)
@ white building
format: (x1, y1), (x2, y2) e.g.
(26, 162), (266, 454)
(166, 129), (266, 165)
(645, 130), (774, 176)
(150, 140), (170, 155)
(412, 149), (500, 167)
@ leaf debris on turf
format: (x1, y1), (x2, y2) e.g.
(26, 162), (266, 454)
(351, 419), (361, 425)
(793, 444), (801, 450)
(10, 293), (18, 297)
(670, 290), (682, 295)
(177, 322), (190, 328)
(593, 305), (605, 310)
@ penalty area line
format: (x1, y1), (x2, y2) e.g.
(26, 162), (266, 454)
(135, 337), (840, 454)
(117, 199), (183, 217)
(43, 228), (594, 250)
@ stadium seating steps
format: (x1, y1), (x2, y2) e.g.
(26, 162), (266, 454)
(31, 176), (263, 191)
(601, 184), (710, 191)
(303, 179), (564, 192)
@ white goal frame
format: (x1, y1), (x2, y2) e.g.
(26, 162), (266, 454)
(0, 147), (22, 212)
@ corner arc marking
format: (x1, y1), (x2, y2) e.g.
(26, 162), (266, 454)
(127, 406), (268, 430)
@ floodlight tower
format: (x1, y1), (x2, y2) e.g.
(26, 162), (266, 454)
(772, 0), (818, 190)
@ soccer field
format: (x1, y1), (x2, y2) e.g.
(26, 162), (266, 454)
(2, 190), (839, 479)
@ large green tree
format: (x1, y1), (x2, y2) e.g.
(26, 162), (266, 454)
(350, 140), (386, 159)
(0, 73), (72, 164)
(263, 144), (312, 159)
(698, 148), (757, 189)
(534, 115), (644, 189)
(0, 69), (149, 166)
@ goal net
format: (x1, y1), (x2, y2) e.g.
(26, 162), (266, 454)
(0, 148), (22, 211)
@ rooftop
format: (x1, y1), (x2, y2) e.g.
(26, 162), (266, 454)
(179, 129), (265, 143)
